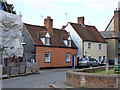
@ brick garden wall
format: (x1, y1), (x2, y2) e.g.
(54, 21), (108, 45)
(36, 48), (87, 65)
(66, 67), (120, 88)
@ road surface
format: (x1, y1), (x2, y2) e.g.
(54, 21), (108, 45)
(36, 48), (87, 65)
(2, 69), (68, 88)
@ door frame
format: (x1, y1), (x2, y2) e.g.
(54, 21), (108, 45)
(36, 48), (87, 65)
(72, 55), (76, 68)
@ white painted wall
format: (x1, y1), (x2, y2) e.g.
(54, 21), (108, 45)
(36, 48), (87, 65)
(65, 23), (83, 58)
(40, 38), (45, 44)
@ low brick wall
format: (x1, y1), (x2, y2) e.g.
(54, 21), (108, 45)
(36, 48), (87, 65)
(66, 66), (120, 88)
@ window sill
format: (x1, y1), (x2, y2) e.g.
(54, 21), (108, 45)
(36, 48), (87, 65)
(66, 61), (71, 63)
(45, 62), (51, 63)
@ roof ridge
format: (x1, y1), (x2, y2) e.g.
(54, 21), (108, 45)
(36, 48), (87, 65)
(24, 23), (45, 28)
(69, 22), (95, 27)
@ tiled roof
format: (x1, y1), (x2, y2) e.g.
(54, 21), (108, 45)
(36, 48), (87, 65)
(24, 23), (77, 48)
(70, 23), (107, 43)
(100, 31), (120, 39)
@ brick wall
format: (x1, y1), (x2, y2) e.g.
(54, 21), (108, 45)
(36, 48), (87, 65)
(36, 46), (77, 68)
(66, 67), (120, 88)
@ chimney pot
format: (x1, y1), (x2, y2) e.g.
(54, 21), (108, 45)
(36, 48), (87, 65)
(47, 16), (51, 19)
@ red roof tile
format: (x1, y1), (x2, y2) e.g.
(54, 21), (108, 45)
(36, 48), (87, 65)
(70, 23), (107, 43)
(24, 23), (77, 48)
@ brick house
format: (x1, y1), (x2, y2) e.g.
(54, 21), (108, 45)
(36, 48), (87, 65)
(64, 17), (107, 62)
(22, 16), (77, 68)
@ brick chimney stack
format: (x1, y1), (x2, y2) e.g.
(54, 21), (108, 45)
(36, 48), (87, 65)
(114, 1), (120, 31)
(78, 17), (84, 25)
(114, 10), (120, 31)
(44, 16), (53, 34)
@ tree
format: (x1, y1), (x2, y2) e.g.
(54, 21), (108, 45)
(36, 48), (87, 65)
(2, 2), (16, 14)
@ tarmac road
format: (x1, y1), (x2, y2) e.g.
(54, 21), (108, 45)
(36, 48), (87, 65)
(2, 68), (69, 88)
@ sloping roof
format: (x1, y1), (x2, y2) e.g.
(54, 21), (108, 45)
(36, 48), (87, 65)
(105, 16), (114, 31)
(70, 23), (107, 43)
(100, 31), (120, 39)
(24, 23), (77, 48)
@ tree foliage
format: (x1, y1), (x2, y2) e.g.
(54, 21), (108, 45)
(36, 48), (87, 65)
(2, 2), (16, 14)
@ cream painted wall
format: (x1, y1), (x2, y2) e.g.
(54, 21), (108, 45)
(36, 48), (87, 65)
(84, 41), (107, 61)
(106, 39), (118, 60)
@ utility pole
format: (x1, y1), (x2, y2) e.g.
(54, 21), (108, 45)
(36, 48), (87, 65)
(40, 15), (43, 21)
(40, 15), (44, 25)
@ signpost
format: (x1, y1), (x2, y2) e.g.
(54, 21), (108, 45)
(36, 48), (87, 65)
(105, 60), (109, 74)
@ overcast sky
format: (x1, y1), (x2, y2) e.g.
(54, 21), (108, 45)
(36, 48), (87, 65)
(7, 0), (120, 31)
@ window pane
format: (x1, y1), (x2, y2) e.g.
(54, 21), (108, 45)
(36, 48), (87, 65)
(99, 56), (102, 62)
(103, 56), (106, 60)
(88, 43), (91, 49)
(45, 53), (51, 62)
(66, 53), (71, 62)
(99, 44), (102, 50)
(67, 40), (71, 47)
(45, 37), (50, 45)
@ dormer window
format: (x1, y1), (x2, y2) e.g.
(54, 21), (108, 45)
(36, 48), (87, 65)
(67, 36), (71, 47)
(67, 40), (71, 47)
(63, 36), (71, 47)
(45, 32), (50, 45)
(45, 37), (50, 45)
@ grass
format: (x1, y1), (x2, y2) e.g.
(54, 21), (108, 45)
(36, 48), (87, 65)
(94, 68), (120, 74)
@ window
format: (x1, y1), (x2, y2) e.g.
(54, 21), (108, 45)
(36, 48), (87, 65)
(67, 40), (71, 47)
(99, 43), (102, 50)
(66, 53), (71, 62)
(99, 56), (102, 62)
(103, 56), (106, 60)
(45, 32), (50, 45)
(45, 37), (50, 45)
(45, 53), (51, 63)
(88, 43), (92, 49)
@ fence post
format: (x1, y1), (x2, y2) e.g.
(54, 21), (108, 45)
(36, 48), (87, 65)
(7, 56), (10, 78)
(25, 55), (27, 74)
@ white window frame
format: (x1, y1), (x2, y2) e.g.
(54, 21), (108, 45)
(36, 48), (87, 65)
(45, 37), (50, 45)
(66, 53), (71, 62)
(88, 43), (92, 49)
(67, 40), (71, 47)
(45, 53), (51, 63)
(99, 43), (102, 50)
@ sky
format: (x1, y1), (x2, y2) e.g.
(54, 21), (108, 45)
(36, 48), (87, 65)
(7, 0), (120, 31)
